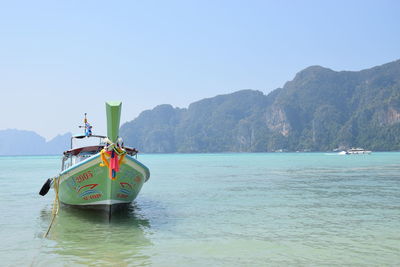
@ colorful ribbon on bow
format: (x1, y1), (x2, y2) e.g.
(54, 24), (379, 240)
(100, 147), (126, 180)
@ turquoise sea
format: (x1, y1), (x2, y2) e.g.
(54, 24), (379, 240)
(0, 153), (399, 266)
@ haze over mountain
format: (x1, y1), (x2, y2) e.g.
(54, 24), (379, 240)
(0, 130), (71, 156)
(120, 59), (400, 153)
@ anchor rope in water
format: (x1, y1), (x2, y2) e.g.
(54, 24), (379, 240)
(44, 176), (60, 238)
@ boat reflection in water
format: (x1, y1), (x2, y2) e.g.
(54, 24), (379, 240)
(37, 203), (152, 266)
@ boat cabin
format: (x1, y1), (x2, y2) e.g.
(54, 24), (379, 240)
(61, 135), (106, 170)
(61, 134), (138, 171)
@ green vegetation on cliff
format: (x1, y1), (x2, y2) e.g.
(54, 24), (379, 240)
(120, 60), (400, 152)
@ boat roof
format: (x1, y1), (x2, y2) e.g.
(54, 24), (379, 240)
(72, 134), (107, 139)
(64, 145), (104, 156)
(64, 145), (138, 156)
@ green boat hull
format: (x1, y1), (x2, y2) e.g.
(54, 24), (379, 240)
(58, 154), (150, 208)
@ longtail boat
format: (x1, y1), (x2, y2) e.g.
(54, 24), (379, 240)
(39, 101), (150, 216)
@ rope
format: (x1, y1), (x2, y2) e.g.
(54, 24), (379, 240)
(44, 176), (60, 238)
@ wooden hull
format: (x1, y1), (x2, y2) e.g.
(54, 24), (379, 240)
(58, 153), (150, 213)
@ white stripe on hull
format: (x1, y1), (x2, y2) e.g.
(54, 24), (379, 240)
(63, 199), (131, 205)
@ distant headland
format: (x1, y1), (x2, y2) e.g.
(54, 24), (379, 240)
(120, 59), (400, 153)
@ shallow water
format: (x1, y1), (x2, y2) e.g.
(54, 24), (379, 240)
(0, 153), (399, 266)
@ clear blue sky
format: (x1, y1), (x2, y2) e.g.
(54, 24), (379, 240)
(0, 0), (399, 139)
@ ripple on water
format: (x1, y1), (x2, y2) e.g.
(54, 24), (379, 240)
(0, 153), (399, 266)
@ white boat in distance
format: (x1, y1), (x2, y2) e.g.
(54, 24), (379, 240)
(338, 148), (372, 155)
